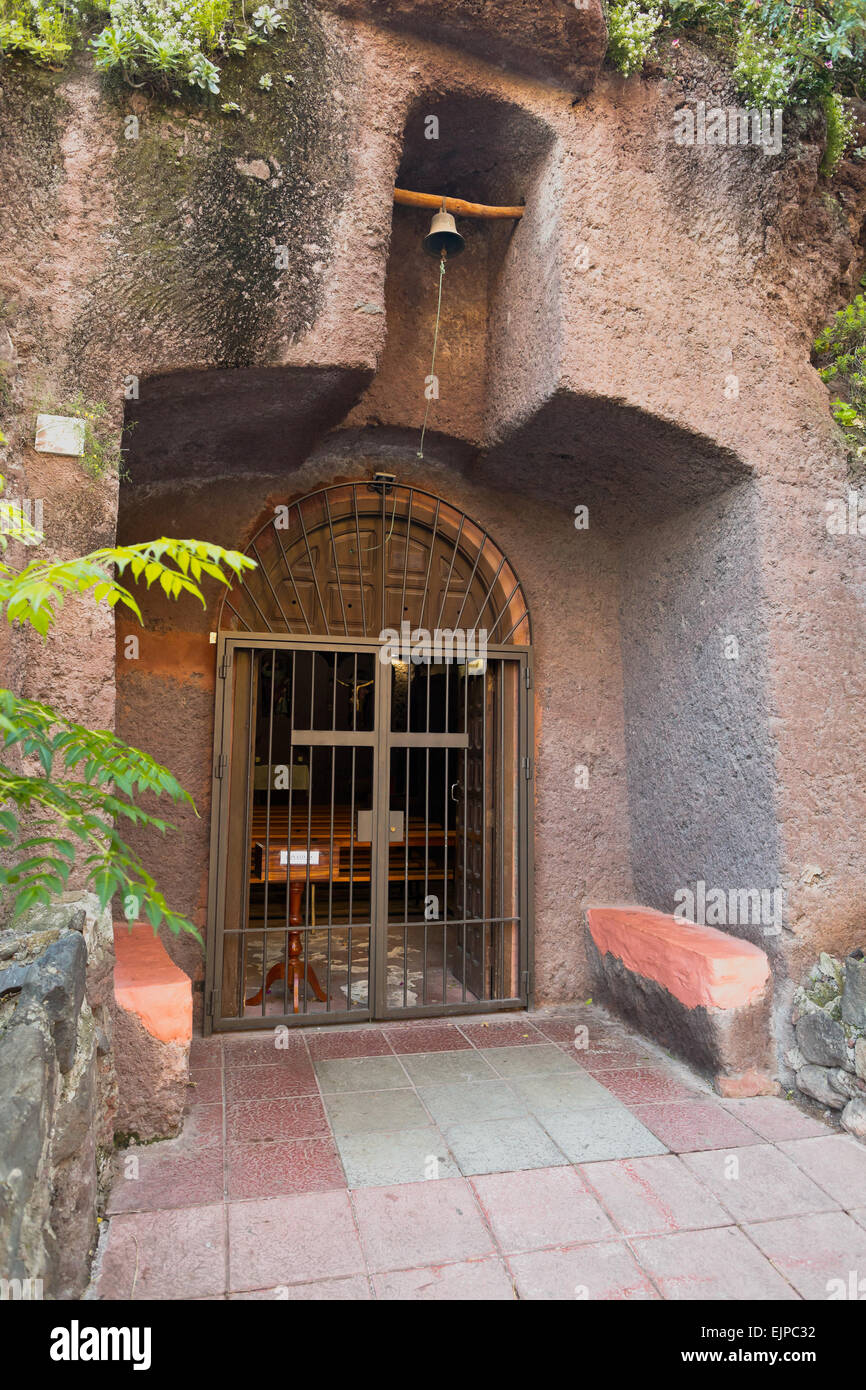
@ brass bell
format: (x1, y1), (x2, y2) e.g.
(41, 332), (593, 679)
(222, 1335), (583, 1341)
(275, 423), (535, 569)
(423, 201), (465, 259)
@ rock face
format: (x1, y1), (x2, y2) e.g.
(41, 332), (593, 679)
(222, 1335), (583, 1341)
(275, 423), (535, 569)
(796, 1063), (846, 1109)
(842, 1097), (866, 1140)
(842, 951), (866, 1029)
(796, 1011), (849, 1068)
(0, 895), (117, 1298)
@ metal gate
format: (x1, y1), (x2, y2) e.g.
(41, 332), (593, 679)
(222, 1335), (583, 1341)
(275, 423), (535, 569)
(204, 483), (532, 1031)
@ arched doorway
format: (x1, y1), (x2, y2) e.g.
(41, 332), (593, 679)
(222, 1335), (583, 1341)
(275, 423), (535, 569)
(205, 481), (532, 1030)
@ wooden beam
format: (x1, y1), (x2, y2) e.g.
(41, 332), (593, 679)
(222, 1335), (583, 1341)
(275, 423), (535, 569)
(393, 187), (524, 220)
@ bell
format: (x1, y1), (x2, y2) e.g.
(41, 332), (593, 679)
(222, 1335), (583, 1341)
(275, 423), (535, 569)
(423, 202), (465, 259)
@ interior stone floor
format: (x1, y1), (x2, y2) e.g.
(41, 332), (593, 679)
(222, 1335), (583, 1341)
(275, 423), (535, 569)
(89, 1007), (866, 1301)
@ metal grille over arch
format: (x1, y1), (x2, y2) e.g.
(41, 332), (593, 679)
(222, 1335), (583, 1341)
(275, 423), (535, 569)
(218, 482), (531, 647)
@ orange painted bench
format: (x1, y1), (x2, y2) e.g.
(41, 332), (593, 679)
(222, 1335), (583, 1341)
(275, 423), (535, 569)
(585, 905), (775, 1096)
(113, 924), (192, 1043)
(112, 924), (192, 1139)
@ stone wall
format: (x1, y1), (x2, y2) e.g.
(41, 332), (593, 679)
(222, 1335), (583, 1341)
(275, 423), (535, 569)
(0, 894), (117, 1299)
(786, 949), (866, 1142)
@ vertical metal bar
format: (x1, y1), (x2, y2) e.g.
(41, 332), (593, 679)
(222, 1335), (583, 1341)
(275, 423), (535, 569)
(348, 743), (355, 1008)
(240, 649), (255, 1017)
(462, 659), (469, 1003)
(442, 658), (450, 1005)
(403, 745), (409, 1007)
(327, 653), (336, 1011)
(399, 490), (413, 636)
(302, 651), (316, 1016)
(498, 659), (506, 997)
(419, 499), (441, 633)
(482, 659), (488, 1001)
(259, 650), (276, 1016)
(380, 483), (387, 638)
(423, 650), (431, 1006)
(282, 650), (296, 1016)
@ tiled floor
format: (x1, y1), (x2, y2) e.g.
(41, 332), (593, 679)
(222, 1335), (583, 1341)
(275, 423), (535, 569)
(90, 1009), (866, 1300)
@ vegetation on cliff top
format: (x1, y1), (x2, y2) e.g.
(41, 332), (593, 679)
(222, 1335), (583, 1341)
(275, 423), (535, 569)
(607, 0), (865, 170)
(0, 0), (290, 96)
(814, 293), (866, 470)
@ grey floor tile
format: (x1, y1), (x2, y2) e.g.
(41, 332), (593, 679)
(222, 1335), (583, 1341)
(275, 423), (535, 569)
(324, 1088), (430, 1136)
(481, 1045), (577, 1078)
(540, 1106), (669, 1163)
(400, 1049), (498, 1086)
(314, 1056), (410, 1093)
(418, 1079), (526, 1127)
(510, 1071), (616, 1114)
(336, 1127), (459, 1188)
(444, 1116), (569, 1176)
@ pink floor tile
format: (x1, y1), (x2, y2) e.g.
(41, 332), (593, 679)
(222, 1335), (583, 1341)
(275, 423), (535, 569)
(508, 1240), (658, 1300)
(351, 1177), (494, 1272)
(471, 1166), (615, 1253)
(374, 1257), (515, 1300)
(632, 1225), (798, 1300)
(632, 1101), (763, 1153)
(231, 1276), (371, 1300)
(227, 1137), (345, 1200)
(223, 1034), (310, 1069)
(580, 1046), (658, 1073)
(532, 1017), (597, 1044)
(108, 1147), (225, 1214)
(189, 1037), (223, 1069)
(224, 1060), (318, 1102)
(228, 1190), (364, 1290)
(719, 1096), (831, 1142)
(682, 1144), (840, 1222)
(579, 1154), (730, 1236)
(744, 1210), (866, 1300)
(458, 1019), (546, 1048)
(384, 1024), (472, 1054)
(187, 1068), (224, 1105)
(778, 1134), (866, 1207)
(175, 1101), (225, 1149)
(95, 1204), (226, 1300)
(601, 1066), (701, 1106)
(226, 1095), (329, 1144)
(305, 1028), (393, 1060)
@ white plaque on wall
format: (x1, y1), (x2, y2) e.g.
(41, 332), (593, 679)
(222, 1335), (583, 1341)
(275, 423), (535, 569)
(34, 414), (86, 457)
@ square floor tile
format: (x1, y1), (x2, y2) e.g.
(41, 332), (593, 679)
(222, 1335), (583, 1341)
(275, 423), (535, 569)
(384, 1024), (472, 1054)
(223, 1034), (309, 1069)
(336, 1127), (459, 1188)
(443, 1115), (568, 1175)
(418, 1079), (525, 1127)
(778, 1135), (866, 1208)
(632, 1101), (763, 1153)
(374, 1257), (515, 1300)
(226, 1096), (329, 1144)
(481, 1044), (577, 1078)
(95, 1204), (226, 1299)
(226, 1138), (344, 1200)
(324, 1087), (430, 1136)
(510, 1070), (616, 1114)
(225, 1060), (318, 1102)
(720, 1096), (831, 1142)
(580, 1046), (659, 1073)
(539, 1106), (668, 1163)
(189, 1036), (223, 1069)
(682, 1144), (840, 1222)
(530, 1016), (595, 1045)
(228, 1190), (364, 1290)
(305, 1029), (393, 1060)
(632, 1226), (798, 1300)
(472, 1166), (615, 1253)
(351, 1177), (493, 1271)
(600, 1066), (701, 1106)
(744, 1210), (866, 1300)
(458, 1020), (546, 1048)
(108, 1147), (225, 1214)
(188, 1068), (224, 1104)
(508, 1240), (657, 1300)
(579, 1154), (730, 1236)
(400, 1049), (498, 1085)
(313, 1055), (410, 1093)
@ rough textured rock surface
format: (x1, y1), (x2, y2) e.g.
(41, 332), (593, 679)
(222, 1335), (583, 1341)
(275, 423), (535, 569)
(842, 951), (866, 1028)
(796, 1063), (846, 1109)
(842, 1096), (866, 1140)
(0, 895), (117, 1298)
(796, 1011), (850, 1068)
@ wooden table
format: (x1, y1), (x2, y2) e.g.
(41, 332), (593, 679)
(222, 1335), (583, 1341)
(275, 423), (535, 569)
(245, 806), (453, 1011)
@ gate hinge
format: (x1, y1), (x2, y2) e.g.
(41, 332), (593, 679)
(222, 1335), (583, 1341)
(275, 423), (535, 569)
(522, 968), (532, 997)
(207, 988), (220, 1019)
(521, 755), (533, 780)
(216, 752), (228, 779)
(218, 653), (231, 679)
(524, 666), (532, 690)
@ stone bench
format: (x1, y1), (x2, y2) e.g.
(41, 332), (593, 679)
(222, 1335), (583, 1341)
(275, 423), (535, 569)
(113, 924), (192, 1140)
(586, 905), (775, 1096)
